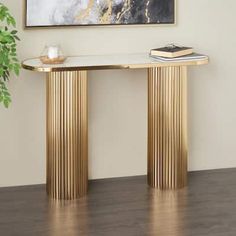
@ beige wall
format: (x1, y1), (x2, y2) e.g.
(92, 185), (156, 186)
(0, 0), (235, 187)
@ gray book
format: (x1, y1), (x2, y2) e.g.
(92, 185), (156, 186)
(150, 53), (208, 62)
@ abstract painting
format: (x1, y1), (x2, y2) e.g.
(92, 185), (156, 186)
(25, 0), (175, 27)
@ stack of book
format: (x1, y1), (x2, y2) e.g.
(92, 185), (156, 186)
(150, 44), (207, 62)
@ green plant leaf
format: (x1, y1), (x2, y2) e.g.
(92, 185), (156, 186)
(3, 98), (10, 108)
(0, 3), (20, 108)
(13, 35), (20, 41)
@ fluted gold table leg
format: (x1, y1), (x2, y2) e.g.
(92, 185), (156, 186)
(148, 66), (188, 189)
(46, 71), (88, 199)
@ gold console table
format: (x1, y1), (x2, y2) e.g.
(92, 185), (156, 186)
(22, 53), (208, 200)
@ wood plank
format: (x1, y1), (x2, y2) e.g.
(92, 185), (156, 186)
(0, 169), (235, 236)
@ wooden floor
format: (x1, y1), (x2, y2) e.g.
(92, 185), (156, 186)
(0, 168), (236, 236)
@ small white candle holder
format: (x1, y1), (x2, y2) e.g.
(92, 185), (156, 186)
(40, 45), (66, 64)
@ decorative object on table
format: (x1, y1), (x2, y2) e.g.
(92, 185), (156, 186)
(25, 0), (175, 27)
(150, 44), (193, 58)
(40, 45), (66, 64)
(0, 3), (20, 108)
(150, 53), (208, 62)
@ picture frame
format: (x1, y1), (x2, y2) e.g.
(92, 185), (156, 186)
(24, 0), (176, 28)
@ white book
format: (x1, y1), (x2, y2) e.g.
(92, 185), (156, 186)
(150, 53), (208, 62)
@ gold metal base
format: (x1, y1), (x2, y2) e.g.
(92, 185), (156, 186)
(45, 66), (188, 199)
(46, 71), (88, 199)
(148, 66), (188, 189)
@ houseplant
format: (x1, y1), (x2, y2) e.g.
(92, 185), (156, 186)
(0, 3), (20, 108)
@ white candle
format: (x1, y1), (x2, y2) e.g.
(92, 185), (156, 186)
(48, 46), (59, 59)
